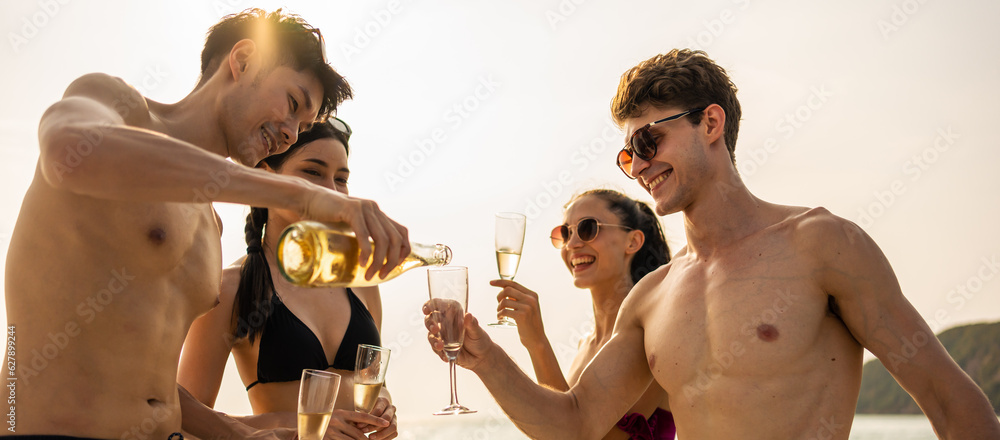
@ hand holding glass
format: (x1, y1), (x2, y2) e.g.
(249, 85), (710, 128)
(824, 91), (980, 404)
(427, 266), (476, 415)
(490, 212), (526, 327)
(298, 369), (341, 440)
(354, 344), (390, 413)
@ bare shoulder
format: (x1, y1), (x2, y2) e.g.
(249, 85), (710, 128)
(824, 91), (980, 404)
(789, 206), (841, 226)
(218, 264), (244, 309)
(64, 72), (133, 101)
(783, 206), (894, 310)
(353, 286), (381, 305)
(62, 72), (150, 124)
(622, 261), (673, 324)
(786, 206), (874, 260)
(634, 261), (672, 293)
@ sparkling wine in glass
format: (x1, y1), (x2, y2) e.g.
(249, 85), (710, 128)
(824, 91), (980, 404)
(354, 344), (390, 413)
(298, 369), (341, 440)
(427, 266), (476, 415)
(490, 212), (526, 327)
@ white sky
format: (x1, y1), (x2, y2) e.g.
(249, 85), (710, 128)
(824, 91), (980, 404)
(1, 0), (998, 432)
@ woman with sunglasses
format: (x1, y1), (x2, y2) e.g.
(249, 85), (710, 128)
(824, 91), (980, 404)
(492, 189), (674, 440)
(178, 119), (398, 440)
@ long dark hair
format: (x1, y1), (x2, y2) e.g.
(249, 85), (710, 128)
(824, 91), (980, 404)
(230, 120), (349, 343)
(568, 189), (670, 284)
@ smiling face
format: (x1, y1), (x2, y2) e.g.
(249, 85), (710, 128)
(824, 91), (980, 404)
(559, 195), (639, 290)
(266, 137), (349, 227)
(223, 65), (325, 167)
(622, 104), (711, 217)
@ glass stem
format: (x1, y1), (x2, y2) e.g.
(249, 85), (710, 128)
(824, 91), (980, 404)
(449, 358), (460, 406)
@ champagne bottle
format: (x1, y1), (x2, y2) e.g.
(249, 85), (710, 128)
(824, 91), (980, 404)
(277, 220), (452, 287)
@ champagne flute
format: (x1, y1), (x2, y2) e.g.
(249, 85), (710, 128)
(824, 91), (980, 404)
(354, 344), (391, 414)
(427, 266), (476, 415)
(489, 212), (526, 327)
(298, 369), (341, 440)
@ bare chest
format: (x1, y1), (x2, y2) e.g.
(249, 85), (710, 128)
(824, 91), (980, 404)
(103, 200), (221, 277)
(40, 193), (224, 317)
(641, 239), (836, 399)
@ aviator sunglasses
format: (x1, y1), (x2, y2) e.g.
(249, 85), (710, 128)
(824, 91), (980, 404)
(616, 107), (706, 179)
(329, 116), (352, 141)
(550, 218), (633, 248)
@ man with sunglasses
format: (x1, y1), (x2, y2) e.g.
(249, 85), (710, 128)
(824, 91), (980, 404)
(424, 49), (999, 439)
(5, 9), (409, 440)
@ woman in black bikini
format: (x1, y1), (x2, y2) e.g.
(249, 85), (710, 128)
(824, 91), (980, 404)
(178, 119), (397, 440)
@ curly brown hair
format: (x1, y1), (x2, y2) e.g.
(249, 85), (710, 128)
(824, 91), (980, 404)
(611, 49), (741, 165)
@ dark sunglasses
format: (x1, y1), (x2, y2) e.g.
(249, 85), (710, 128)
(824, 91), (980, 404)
(616, 107), (706, 179)
(330, 116), (352, 141)
(550, 217), (633, 248)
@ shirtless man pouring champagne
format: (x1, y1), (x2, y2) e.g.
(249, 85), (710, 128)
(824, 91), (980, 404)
(423, 49), (1000, 439)
(4, 9), (409, 439)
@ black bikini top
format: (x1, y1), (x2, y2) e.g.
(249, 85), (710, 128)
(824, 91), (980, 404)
(246, 288), (381, 390)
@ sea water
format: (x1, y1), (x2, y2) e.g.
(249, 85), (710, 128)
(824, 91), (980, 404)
(395, 413), (945, 439)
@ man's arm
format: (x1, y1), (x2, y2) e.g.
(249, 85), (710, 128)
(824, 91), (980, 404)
(178, 384), (295, 440)
(424, 291), (653, 439)
(812, 212), (1000, 439)
(181, 384), (375, 440)
(37, 73), (407, 275)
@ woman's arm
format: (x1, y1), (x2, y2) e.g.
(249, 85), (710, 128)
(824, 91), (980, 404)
(491, 279), (570, 391)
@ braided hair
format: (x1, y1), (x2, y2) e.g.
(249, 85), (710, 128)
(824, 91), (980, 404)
(567, 189), (670, 284)
(230, 120), (349, 343)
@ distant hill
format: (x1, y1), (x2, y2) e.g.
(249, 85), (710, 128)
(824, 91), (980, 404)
(856, 321), (1000, 414)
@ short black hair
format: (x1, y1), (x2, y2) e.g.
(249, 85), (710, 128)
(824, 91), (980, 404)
(199, 8), (352, 120)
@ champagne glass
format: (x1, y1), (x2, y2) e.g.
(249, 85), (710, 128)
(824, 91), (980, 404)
(354, 344), (391, 413)
(427, 266), (476, 415)
(489, 212), (526, 327)
(298, 369), (341, 440)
